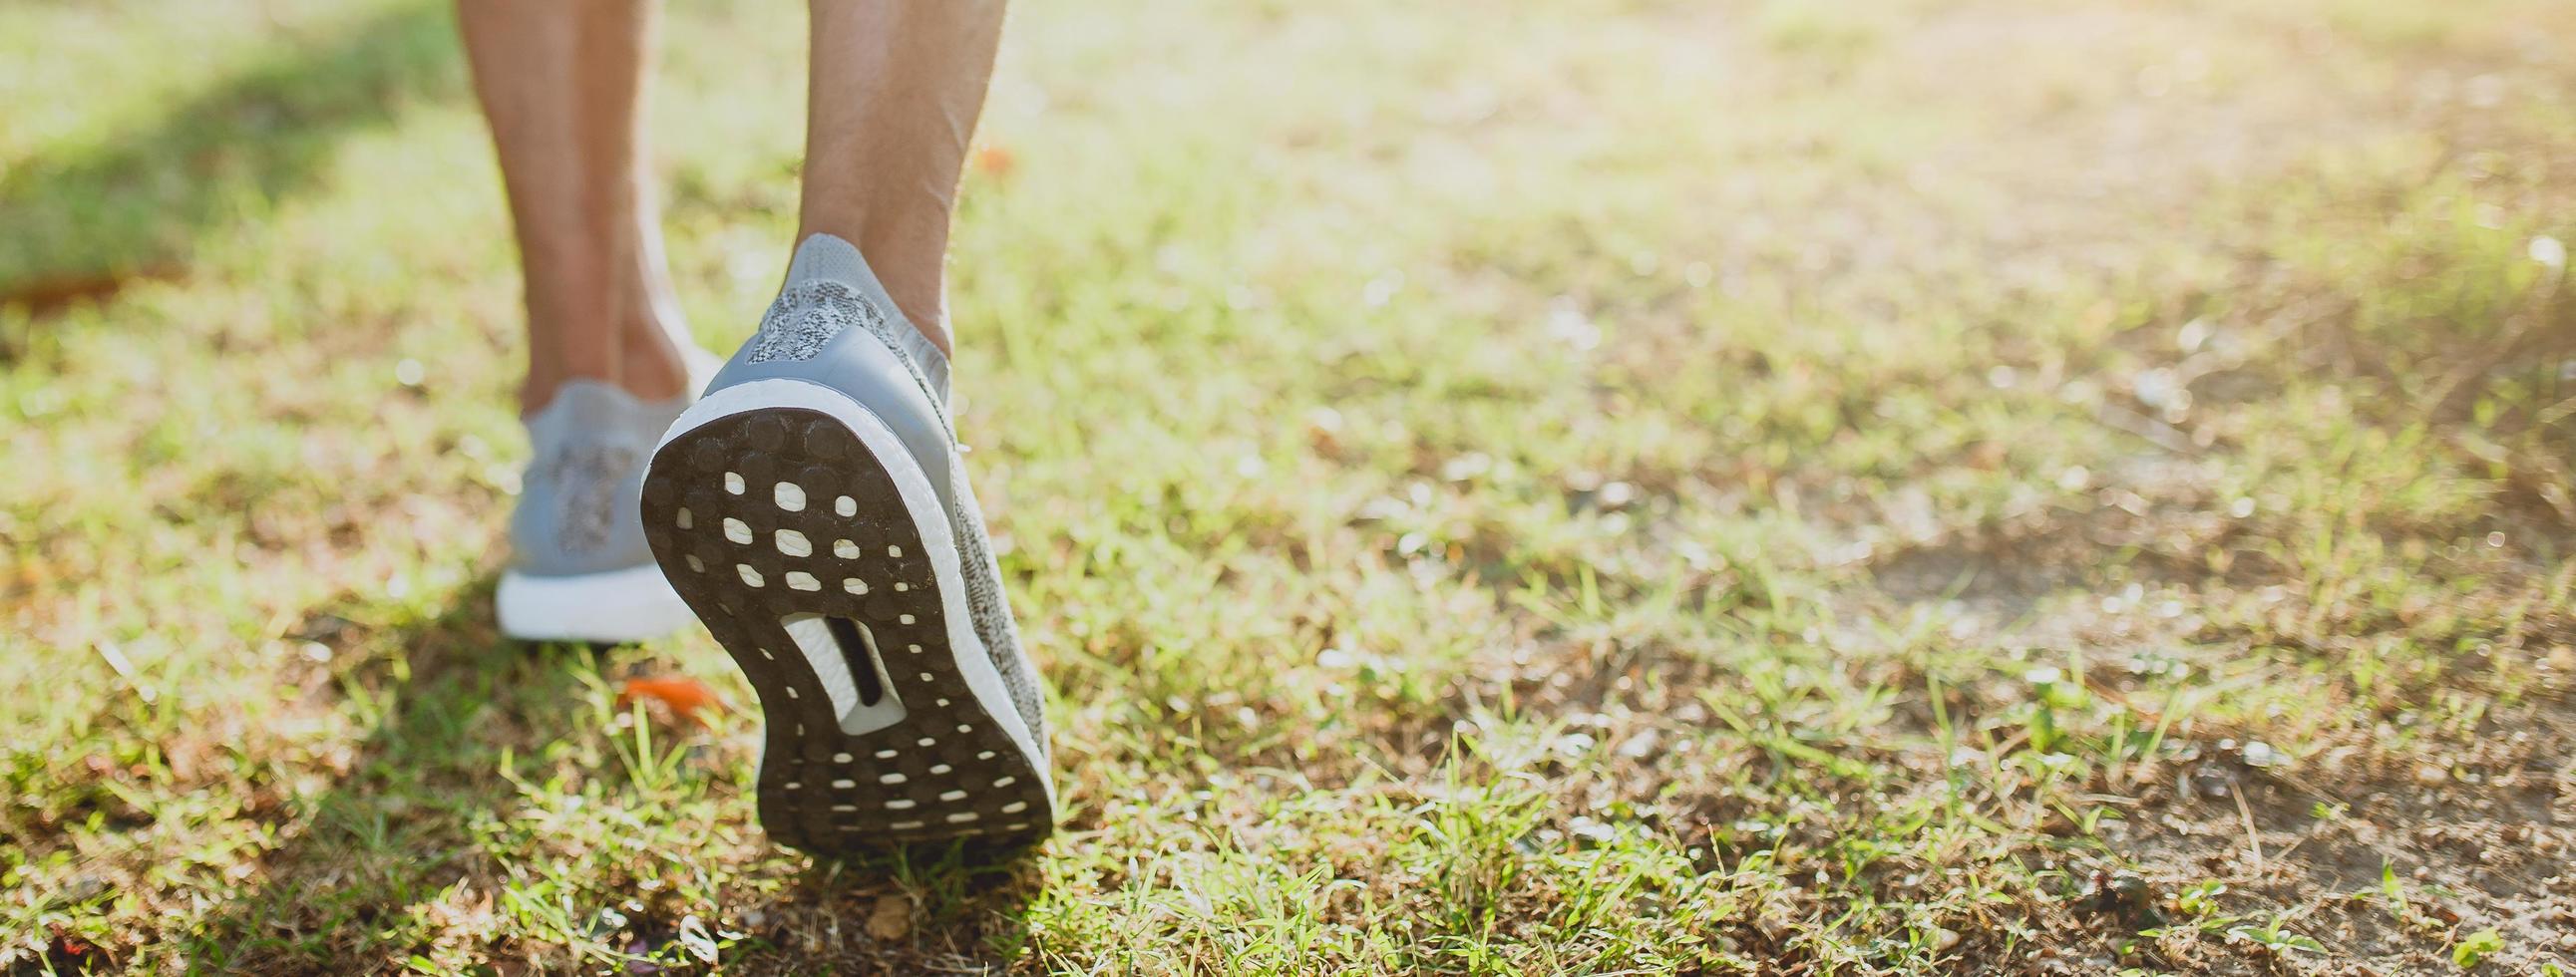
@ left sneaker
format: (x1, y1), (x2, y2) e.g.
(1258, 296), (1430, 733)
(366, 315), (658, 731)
(497, 357), (715, 644)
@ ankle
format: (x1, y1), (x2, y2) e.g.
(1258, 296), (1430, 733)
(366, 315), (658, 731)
(795, 220), (952, 356)
(520, 368), (577, 417)
(875, 273), (952, 358)
(521, 326), (693, 418)
(616, 316), (693, 401)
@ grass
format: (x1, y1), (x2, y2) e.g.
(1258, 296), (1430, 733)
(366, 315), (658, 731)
(6, 0), (2576, 972)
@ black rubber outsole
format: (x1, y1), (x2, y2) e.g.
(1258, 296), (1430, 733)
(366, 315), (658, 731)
(640, 407), (1050, 855)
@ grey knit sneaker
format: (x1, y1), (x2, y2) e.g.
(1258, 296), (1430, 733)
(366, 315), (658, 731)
(641, 234), (1053, 853)
(499, 376), (708, 644)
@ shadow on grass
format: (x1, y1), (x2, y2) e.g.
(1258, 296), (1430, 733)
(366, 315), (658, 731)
(174, 584), (580, 973)
(0, 1), (462, 321)
(178, 580), (1041, 974)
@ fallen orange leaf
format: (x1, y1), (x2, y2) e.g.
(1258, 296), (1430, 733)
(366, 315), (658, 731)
(617, 675), (721, 726)
(973, 144), (1016, 178)
(1, 264), (182, 317)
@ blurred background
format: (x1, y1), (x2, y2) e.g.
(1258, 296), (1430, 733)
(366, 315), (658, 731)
(6, 0), (2574, 972)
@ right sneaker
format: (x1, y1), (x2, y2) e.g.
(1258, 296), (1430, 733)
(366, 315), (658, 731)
(641, 234), (1053, 853)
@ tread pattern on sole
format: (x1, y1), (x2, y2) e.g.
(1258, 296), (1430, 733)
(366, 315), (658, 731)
(641, 408), (1049, 853)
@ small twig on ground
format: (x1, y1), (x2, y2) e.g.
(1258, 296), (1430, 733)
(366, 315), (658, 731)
(2231, 780), (2265, 875)
(93, 641), (157, 705)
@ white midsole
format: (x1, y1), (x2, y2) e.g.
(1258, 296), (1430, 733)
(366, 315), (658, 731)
(658, 378), (1054, 810)
(497, 562), (698, 643)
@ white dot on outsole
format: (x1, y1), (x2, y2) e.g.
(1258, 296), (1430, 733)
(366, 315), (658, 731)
(976, 751), (995, 760)
(908, 644), (922, 654)
(832, 752), (852, 763)
(831, 779), (855, 789)
(831, 805), (857, 813)
(886, 800), (917, 810)
(875, 750), (898, 759)
(775, 528), (812, 556)
(725, 472), (745, 494)
(834, 539), (861, 559)
(675, 507), (693, 529)
(894, 582), (909, 592)
(891, 820), (922, 829)
(880, 774), (907, 785)
(784, 782), (802, 791)
(899, 614), (915, 625)
(888, 544), (904, 558)
(938, 790), (966, 802)
(685, 554), (705, 572)
(1002, 802), (1028, 814)
(945, 812), (978, 823)
(785, 571), (820, 591)
(835, 495), (856, 516)
(774, 482), (807, 511)
(736, 564), (764, 587)
(1005, 822), (1028, 830)
(917, 738), (935, 747)
(723, 517), (752, 544)
(784, 686), (798, 699)
(930, 765), (951, 775)
(842, 578), (867, 594)
(992, 777), (1015, 788)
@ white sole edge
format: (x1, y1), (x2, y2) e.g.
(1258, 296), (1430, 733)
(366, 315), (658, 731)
(497, 562), (698, 643)
(657, 377), (1057, 814)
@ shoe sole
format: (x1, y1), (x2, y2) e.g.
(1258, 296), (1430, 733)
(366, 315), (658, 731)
(496, 563), (698, 644)
(640, 379), (1052, 854)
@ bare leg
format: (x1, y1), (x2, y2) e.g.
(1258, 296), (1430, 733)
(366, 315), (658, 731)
(459, 0), (693, 415)
(799, 0), (1007, 356)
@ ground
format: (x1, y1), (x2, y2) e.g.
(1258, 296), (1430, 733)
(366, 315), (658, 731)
(5, 0), (2576, 973)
